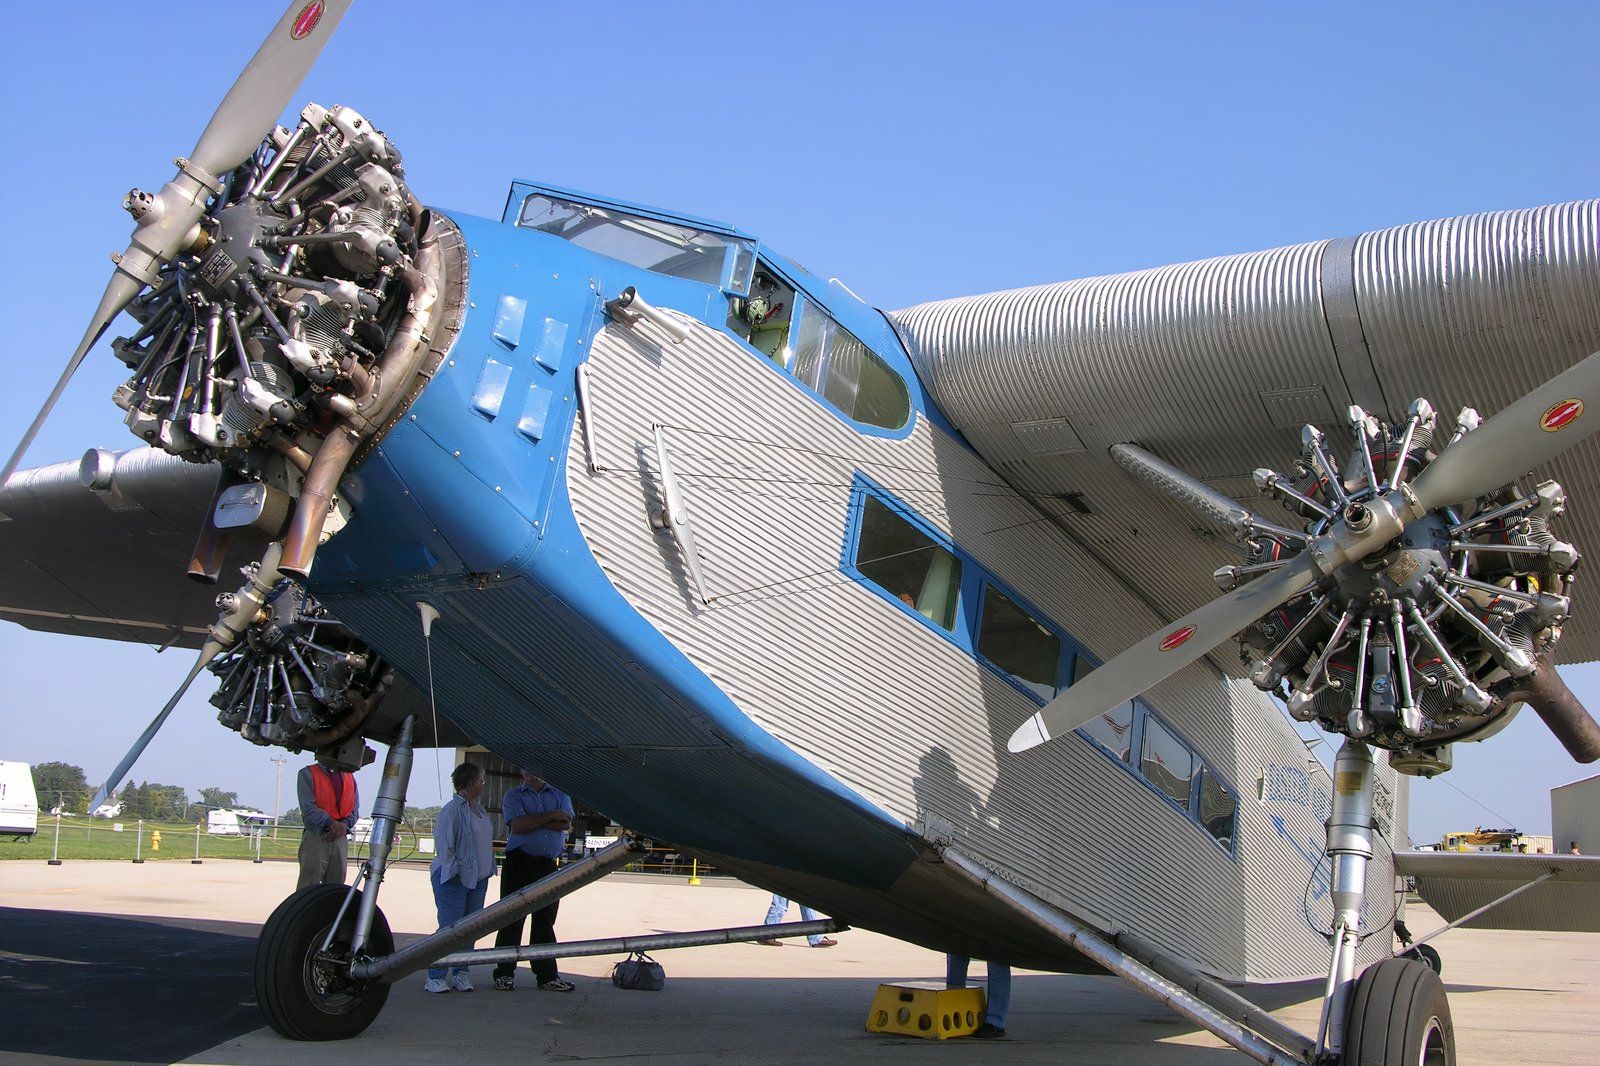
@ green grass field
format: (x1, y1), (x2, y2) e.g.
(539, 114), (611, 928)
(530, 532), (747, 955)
(2, 815), (306, 862)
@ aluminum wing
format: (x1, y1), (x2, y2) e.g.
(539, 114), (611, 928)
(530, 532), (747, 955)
(889, 199), (1600, 667)
(0, 447), (466, 747)
(0, 448), (246, 647)
(1394, 850), (1600, 932)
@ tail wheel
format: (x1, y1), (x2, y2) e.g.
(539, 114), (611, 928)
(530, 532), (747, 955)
(254, 883), (393, 1041)
(1401, 942), (1443, 976)
(1343, 957), (1454, 1066)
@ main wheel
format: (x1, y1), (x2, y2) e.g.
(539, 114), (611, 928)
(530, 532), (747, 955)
(1343, 957), (1453, 1066)
(254, 884), (394, 1041)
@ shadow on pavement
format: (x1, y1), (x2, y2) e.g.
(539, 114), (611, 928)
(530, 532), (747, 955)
(0, 908), (263, 1063)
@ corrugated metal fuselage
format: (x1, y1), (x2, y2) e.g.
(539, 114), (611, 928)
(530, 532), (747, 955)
(308, 203), (1399, 984)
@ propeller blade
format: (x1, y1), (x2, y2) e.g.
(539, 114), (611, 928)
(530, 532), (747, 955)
(0, 274), (141, 486)
(86, 648), (219, 813)
(189, 0), (353, 177)
(1009, 554), (1319, 752)
(1, 2), (351, 487)
(1411, 349), (1600, 512)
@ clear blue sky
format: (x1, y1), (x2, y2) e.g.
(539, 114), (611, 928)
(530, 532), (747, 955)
(2, 2), (1596, 839)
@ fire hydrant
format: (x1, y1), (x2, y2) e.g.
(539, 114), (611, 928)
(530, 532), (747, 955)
(151, 831), (162, 852)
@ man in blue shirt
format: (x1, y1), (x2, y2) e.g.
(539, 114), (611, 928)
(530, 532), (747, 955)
(493, 769), (575, 992)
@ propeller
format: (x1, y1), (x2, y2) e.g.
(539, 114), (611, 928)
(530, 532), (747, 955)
(0, 0), (352, 488)
(1009, 348), (1600, 754)
(88, 545), (284, 812)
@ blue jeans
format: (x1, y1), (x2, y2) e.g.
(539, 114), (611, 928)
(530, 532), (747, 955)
(947, 955), (1011, 1029)
(764, 894), (827, 945)
(428, 872), (489, 980)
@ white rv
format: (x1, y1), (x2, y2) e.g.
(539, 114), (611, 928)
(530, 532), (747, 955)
(0, 762), (39, 839)
(207, 808), (271, 836)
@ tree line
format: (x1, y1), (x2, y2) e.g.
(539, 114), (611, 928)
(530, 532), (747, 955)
(28, 762), (263, 822)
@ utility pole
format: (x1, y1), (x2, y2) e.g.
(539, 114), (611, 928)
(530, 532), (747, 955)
(270, 754), (288, 841)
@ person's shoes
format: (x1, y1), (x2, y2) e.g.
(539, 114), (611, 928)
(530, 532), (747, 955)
(754, 938), (784, 946)
(810, 937), (838, 948)
(422, 978), (449, 994)
(493, 974), (515, 991)
(538, 978), (576, 992)
(447, 972), (474, 992)
(972, 1023), (1006, 1039)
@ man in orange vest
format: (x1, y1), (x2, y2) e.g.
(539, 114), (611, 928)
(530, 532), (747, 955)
(296, 756), (360, 890)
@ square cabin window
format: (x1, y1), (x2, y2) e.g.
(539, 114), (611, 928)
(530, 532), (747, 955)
(1071, 657), (1134, 762)
(977, 586), (1061, 700)
(855, 496), (961, 630)
(1141, 715), (1196, 811)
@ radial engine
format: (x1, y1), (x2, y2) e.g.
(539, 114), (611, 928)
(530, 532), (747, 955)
(108, 103), (463, 754)
(1115, 399), (1597, 775)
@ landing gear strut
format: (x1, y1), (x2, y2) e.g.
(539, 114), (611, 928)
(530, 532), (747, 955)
(1318, 740), (1454, 1065)
(254, 715), (843, 1041)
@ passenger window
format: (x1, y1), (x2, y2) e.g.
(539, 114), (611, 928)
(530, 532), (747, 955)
(977, 585), (1061, 700)
(855, 496), (961, 630)
(1198, 771), (1237, 849)
(1072, 658), (1134, 762)
(793, 301), (909, 430)
(1141, 715), (1196, 810)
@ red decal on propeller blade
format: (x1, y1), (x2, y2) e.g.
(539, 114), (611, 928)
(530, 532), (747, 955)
(291, 1), (325, 40)
(1160, 625), (1196, 652)
(1540, 399), (1583, 432)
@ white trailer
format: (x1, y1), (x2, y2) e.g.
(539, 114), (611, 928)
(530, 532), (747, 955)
(208, 808), (272, 836)
(0, 761), (39, 839)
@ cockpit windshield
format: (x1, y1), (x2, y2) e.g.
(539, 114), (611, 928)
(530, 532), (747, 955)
(516, 193), (756, 291)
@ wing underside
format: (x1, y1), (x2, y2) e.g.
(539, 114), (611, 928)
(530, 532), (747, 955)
(890, 199), (1600, 667)
(1395, 850), (1600, 932)
(0, 447), (466, 747)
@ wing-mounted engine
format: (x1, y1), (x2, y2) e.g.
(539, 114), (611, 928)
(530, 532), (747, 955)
(1228, 406), (1582, 772)
(207, 578), (393, 752)
(1104, 391), (1600, 775)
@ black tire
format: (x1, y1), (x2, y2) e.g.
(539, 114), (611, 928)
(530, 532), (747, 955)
(254, 884), (394, 1041)
(1343, 957), (1453, 1066)
(1401, 943), (1443, 976)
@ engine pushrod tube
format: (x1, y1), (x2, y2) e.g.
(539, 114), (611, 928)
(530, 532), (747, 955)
(353, 836), (646, 983)
(429, 919), (845, 970)
(941, 849), (1301, 1065)
(1442, 573), (1546, 606)
(1448, 540), (1553, 556)
(1447, 493), (1537, 536)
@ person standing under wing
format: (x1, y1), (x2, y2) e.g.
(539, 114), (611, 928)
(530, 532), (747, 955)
(493, 768), (576, 992)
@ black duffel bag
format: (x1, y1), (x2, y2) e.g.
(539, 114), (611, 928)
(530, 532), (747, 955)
(611, 951), (666, 991)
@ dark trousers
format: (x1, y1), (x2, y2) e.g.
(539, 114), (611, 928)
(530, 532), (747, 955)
(494, 850), (561, 983)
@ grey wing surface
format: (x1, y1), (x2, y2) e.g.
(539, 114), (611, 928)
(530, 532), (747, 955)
(0, 447), (464, 746)
(1395, 851), (1600, 932)
(889, 199), (1600, 667)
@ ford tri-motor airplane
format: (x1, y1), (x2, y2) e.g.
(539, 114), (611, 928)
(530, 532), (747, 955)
(3, 4), (1599, 1063)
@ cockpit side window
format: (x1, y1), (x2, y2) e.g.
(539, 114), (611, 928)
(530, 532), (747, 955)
(792, 298), (909, 430)
(729, 262), (910, 432)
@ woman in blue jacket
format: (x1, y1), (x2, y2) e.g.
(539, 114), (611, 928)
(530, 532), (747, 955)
(424, 761), (496, 992)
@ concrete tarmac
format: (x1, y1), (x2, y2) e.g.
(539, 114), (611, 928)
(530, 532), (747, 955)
(1, 859), (1594, 1064)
